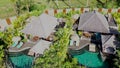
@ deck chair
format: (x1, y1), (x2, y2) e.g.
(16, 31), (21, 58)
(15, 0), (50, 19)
(16, 42), (23, 48)
(11, 41), (18, 47)
(11, 36), (21, 47)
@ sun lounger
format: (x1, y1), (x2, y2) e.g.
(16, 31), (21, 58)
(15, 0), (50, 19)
(11, 41), (18, 47)
(8, 42), (35, 53)
(17, 42), (24, 48)
(69, 40), (74, 46)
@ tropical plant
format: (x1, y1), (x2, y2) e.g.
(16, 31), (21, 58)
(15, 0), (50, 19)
(96, 0), (118, 8)
(113, 49), (120, 68)
(10, 0), (35, 15)
(112, 13), (120, 31)
(112, 12), (120, 68)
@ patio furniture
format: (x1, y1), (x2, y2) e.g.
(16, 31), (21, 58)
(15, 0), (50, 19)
(8, 42), (35, 53)
(11, 41), (18, 47)
(16, 42), (24, 48)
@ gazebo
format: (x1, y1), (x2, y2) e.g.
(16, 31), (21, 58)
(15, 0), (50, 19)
(22, 13), (59, 38)
(78, 11), (110, 33)
(77, 11), (119, 34)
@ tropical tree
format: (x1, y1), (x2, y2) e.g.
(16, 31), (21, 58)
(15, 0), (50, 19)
(10, 0), (34, 15)
(96, 0), (118, 8)
(10, 0), (18, 15)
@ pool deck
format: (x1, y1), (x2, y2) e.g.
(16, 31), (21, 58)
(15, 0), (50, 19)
(69, 36), (90, 50)
(8, 41), (36, 53)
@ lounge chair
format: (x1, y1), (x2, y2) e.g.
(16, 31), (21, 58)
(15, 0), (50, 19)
(11, 41), (18, 47)
(69, 40), (74, 46)
(16, 42), (23, 48)
(8, 42), (35, 53)
(11, 36), (21, 47)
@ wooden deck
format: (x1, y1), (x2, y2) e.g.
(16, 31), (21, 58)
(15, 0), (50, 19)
(69, 36), (90, 50)
(8, 41), (37, 53)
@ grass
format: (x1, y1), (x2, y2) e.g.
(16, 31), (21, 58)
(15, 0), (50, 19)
(0, 0), (16, 19)
(46, 0), (97, 9)
(0, 0), (97, 18)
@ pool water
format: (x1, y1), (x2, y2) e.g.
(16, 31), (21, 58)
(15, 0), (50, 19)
(71, 50), (108, 68)
(9, 54), (34, 68)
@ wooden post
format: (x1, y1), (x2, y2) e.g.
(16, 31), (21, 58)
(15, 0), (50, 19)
(45, 10), (48, 14)
(118, 9), (120, 13)
(54, 9), (57, 15)
(108, 8), (112, 13)
(81, 7), (84, 13)
(63, 9), (66, 14)
(6, 18), (11, 25)
(98, 8), (102, 12)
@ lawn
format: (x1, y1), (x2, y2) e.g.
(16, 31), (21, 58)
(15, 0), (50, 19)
(46, 0), (97, 9)
(0, 0), (16, 19)
(0, 0), (97, 18)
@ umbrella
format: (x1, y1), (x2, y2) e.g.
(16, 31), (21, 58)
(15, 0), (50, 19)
(22, 13), (59, 38)
(78, 11), (110, 33)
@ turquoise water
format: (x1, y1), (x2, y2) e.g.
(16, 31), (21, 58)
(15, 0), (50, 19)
(72, 50), (108, 68)
(9, 54), (34, 68)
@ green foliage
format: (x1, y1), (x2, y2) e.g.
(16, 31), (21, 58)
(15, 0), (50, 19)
(55, 10), (81, 18)
(10, 0), (38, 15)
(113, 49), (120, 68)
(112, 13), (120, 31)
(96, 0), (118, 8)
(112, 12), (120, 68)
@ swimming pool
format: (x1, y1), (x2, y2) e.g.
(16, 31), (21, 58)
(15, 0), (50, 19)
(8, 53), (34, 68)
